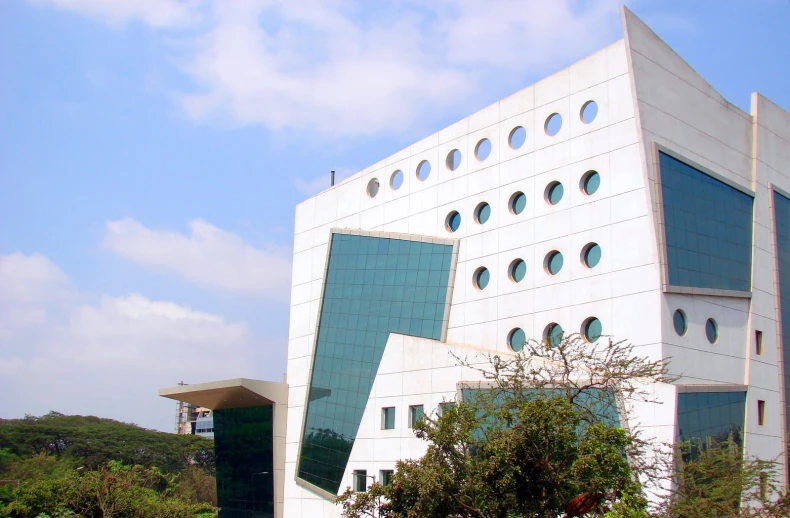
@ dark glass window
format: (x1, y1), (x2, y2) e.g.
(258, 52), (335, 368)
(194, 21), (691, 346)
(677, 391), (746, 460)
(544, 323), (564, 347)
(508, 328), (526, 352)
(408, 405), (424, 428)
(583, 243), (601, 268)
(297, 232), (454, 494)
(659, 152), (753, 292)
(438, 402), (455, 416)
(475, 202), (491, 224)
(474, 267), (490, 290)
(705, 318), (718, 344)
(673, 310), (687, 336)
(213, 406), (274, 518)
(546, 251), (563, 275)
(775, 192), (790, 470)
(509, 259), (526, 282)
(755, 330), (763, 355)
(546, 182), (564, 205)
(381, 407), (395, 430)
(510, 192), (526, 215)
(446, 211), (461, 232)
(380, 470), (394, 486)
(353, 470), (368, 492)
(582, 171), (600, 195)
(583, 318), (602, 343)
(758, 400), (766, 426)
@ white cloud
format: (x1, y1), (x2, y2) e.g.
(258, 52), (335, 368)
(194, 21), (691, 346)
(34, 0), (626, 136)
(101, 218), (292, 300)
(31, 0), (198, 27)
(0, 252), (260, 431)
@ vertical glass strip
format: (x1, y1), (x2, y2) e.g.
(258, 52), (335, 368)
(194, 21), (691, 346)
(773, 192), (790, 476)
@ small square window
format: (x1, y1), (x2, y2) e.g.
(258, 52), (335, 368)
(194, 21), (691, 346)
(381, 407), (395, 430)
(380, 469), (394, 486)
(438, 402), (455, 417)
(408, 405), (424, 428)
(353, 470), (367, 492)
(756, 330), (763, 356)
(758, 400), (766, 426)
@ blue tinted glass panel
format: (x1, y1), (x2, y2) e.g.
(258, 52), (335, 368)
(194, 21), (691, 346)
(509, 328), (525, 352)
(511, 192), (526, 215)
(705, 319), (718, 343)
(390, 170), (403, 190)
(546, 324), (564, 347)
(214, 406), (274, 518)
(677, 391), (746, 460)
(584, 318), (602, 343)
(583, 172), (600, 195)
(773, 192), (790, 471)
(584, 244), (601, 268)
(382, 407), (395, 430)
(476, 203), (491, 224)
(417, 160), (431, 181)
(446, 149), (462, 171)
(447, 211), (461, 232)
(545, 113), (562, 136)
(547, 252), (563, 275)
(297, 233), (453, 494)
(673, 310), (687, 336)
(510, 259), (526, 282)
(548, 183), (564, 205)
(476, 138), (491, 161)
(475, 268), (490, 290)
(581, 101), (598, 124)
(659, 152), (753, 291)
(509, 126), (526, 149)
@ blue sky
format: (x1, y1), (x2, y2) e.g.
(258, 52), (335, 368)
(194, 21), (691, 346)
(1, 0), (788, 432)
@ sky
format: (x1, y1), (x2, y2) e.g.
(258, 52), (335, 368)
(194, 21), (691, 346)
(1, 0), (788, 432)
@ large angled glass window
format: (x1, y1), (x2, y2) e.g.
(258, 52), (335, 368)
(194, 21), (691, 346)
(676, 391), (746, 461)
(659, 152), (753, 292)
(773, 192), (790, 474)
(297, 232), (455, 494)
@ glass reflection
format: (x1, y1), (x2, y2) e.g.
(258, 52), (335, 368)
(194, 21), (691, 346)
(676, 391), (746, 461)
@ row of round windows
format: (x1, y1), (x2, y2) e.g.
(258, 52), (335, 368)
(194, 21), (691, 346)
(443, 171), (601, 232)
(470, 243), (601, 290)
(507, 318), (603, 353)
(365, 100), (600, 198)
(673, 309), (720, 344)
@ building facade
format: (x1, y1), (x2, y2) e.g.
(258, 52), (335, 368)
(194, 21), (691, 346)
(282, 6), (790, 517)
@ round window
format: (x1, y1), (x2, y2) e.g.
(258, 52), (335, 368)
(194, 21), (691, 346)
(474, 267), (490, 290)
(416, 160), (431, 181)
(546, 181), (564, 205)
(582, 243), (601, 268)
(706, 318), (718, 344)
(673, 310), (687, 336)
(581, 171), (600, 195)
(508, 328), (526, 352)
(580, 101), (598, 124)
(544, 323), (564, 347)
(390, 170), (403, 190)
(509, 192), (526, 215)
(475, 138), (492, 161)
(509, 259), (526, 283)
(545, 251), (563, 275)
(446, 211), (461, 233)
(475, 202), (491, 224)
(366, 178), (380, 198)
(446, 149), (462, 171)
(582, 317), (602, 343)
(545, 113), (562, 136)
(509, 126), (526, 149)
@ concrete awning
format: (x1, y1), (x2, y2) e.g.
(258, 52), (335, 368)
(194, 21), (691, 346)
(159, 378), (287, 410)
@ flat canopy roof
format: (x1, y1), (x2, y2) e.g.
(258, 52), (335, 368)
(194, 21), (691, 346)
(159, 378), (287, 410)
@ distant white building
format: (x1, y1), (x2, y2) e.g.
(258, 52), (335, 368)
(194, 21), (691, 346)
(283, 6), (790, 517)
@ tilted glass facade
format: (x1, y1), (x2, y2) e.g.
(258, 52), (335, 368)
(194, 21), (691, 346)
(659, 152), (753, 291)
(297, 232), (454, 494)
(214, 405), (274, 518)
(676, 391), (746, 460)
(774, 192), (790, 471)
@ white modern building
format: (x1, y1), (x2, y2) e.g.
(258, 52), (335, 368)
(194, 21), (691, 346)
(282, 6), (790, 517)
(160, 6), (790, 518)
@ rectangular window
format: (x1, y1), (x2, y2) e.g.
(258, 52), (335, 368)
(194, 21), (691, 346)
(381, 407), (395, 430)
(380, 470), (394, 487)
(353, 470), (367, 492)
(755, 330), (763, 355)
(408, 405), (424, 428)
(758, 400), (766, 426)
(438, 402), (455, 417)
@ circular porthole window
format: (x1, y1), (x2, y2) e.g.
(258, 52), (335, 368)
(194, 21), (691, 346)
(446, 149), (462, 171)
(445, 211), (461, 233)
(545, 251), (563, 275)
(509, 192), (526, 215)
(509, 126), (526, 149)
(582, 317), (603, 343)
(545, 181), (564, 205)
(673, 310), (687, 336)
(474, 202), (491, 224)
(475, 138), (492, 161)
(473, 267), (490, 290)
(366, 178), (380, 198)
(508, 328), (526, 352)
(580, 101), (598, 124)
(417, 160), (431, 181)
(706, 318), (718, 344)
(582, 243), (601, 268)
(390, 170), (404, 190)
(545, 113), (562, 136)
(509, 259), (526, 283)
(544, 323), (564, 347)
(581, 170), (600, 195)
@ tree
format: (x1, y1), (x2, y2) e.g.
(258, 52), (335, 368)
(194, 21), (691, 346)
(338, 334), (674, 518)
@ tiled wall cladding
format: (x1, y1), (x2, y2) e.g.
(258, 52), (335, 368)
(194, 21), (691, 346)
(676, 391), (746, 460)
(773, 192), (790, 472)
(297, 232), (454, 494)
(659, 152), (753, 292)
(214, 406), (275, 517)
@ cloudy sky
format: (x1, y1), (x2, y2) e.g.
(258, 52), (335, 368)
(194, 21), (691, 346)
(1, 0), (788, 432)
